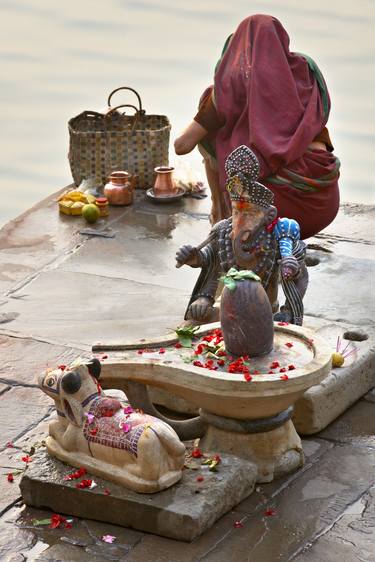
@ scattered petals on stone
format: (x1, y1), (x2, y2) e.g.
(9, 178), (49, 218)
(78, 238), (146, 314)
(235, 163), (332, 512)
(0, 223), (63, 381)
(50, 513), (72, 529)
(158, 348), (166, 354)
(75, 479), (93, 489)
(102, 534), (116, 543)
(64, 467), (87, 480)
(85, 413), (95, 424)
(264, 508), (276, 516)
(7, 473), (14, 483)
(234, 520), (244, 528)
(285, 342), (294, 348)
(280, 374), (289, 381)
(196, 475), (204, 482)
(192, 448), (203, 458)
(21, 455), (32, 464)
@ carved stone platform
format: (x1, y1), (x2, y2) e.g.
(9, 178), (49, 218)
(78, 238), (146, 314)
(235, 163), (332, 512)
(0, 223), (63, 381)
(21, 448), (257, 542)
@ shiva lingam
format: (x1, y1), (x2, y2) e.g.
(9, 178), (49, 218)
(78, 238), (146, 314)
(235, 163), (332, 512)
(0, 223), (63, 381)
(93, 147), (331, 483)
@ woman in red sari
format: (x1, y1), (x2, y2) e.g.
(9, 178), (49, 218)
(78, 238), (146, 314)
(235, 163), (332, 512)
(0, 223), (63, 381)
(174, 14), (340, 239)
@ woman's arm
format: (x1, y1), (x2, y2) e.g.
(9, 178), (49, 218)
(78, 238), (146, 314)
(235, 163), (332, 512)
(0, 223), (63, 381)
(174, 120), (208, 155)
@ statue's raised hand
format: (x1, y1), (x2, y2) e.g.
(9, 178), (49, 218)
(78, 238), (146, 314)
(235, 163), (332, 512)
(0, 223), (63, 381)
(175, 245), (201, 268)
(280, 256), (300, 280)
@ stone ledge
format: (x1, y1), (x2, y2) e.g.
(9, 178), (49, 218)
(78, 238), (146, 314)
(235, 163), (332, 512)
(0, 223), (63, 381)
(293, 319), (375, 434)
(20, 448), (257, 542)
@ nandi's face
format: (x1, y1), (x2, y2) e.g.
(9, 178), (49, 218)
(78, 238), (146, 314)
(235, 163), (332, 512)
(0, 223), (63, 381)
(38, 358), (101, 426)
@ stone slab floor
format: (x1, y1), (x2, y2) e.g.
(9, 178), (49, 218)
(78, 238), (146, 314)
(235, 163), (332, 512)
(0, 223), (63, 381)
(0, 189), (374, 561)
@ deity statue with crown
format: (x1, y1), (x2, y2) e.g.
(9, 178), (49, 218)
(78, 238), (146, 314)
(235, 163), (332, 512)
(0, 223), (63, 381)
(175, 146), (309, 333)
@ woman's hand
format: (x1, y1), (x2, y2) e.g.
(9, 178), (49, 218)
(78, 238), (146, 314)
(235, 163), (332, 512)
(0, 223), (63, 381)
(174, 121), (208, 155)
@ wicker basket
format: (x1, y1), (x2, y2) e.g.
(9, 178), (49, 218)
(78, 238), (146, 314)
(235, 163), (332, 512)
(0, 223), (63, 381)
(68, 87), (171, 189)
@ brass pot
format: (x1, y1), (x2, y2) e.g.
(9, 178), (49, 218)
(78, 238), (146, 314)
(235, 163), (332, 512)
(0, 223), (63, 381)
(153, 166), (176, 197)
(104, 171), (133, 206)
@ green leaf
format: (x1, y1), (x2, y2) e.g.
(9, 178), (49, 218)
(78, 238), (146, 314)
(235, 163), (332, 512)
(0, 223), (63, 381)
(32, 518), (51, 526)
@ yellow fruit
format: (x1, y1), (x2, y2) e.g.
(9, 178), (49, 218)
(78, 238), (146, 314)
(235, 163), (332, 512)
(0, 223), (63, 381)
(82, 203), (100, 223)
(331, 352), (345, 368)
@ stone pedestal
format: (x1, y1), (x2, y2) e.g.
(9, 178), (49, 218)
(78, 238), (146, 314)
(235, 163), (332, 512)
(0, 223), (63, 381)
(199, 413), (303, 483)
(21, 448), (257, 542)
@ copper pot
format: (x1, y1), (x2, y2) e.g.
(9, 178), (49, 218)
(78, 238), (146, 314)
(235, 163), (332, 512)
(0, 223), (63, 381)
(104, 171), (133, 206)
(153, 166), (176, 197)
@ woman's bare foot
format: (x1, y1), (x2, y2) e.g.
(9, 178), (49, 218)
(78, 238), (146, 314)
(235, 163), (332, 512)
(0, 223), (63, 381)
(174, 120), (208, 155)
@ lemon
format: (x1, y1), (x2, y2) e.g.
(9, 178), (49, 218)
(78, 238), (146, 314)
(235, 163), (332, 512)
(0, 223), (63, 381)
(331, 352), (345, 368)
(82, 203), (100, 223)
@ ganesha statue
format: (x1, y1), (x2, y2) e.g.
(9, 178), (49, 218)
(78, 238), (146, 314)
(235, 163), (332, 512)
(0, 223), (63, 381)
(38, 358), (185, 493)
(176, 145), (308, 327)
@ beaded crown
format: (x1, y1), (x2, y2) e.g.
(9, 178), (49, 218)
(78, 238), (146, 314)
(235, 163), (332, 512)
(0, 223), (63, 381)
(225, 145), (274, 208)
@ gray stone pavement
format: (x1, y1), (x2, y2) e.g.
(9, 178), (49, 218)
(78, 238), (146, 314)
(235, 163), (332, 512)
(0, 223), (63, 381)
(0, 189), (374, 561)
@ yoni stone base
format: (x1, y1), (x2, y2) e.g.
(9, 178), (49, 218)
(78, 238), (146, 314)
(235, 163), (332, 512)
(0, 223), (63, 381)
(20, 448), (257, 542)
(199, 420), (304, 483)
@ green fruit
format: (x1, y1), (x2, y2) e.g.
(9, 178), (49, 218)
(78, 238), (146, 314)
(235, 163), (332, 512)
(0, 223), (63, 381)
(82, 204), (100, 224)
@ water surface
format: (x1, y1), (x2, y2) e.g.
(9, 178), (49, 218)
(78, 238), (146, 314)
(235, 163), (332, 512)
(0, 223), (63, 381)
(0, 0), (374, 227)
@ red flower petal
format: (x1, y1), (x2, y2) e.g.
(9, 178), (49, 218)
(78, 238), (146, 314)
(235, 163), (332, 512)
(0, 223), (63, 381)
(104, 488), (111, 495)
(21, 455), (32, 464)
(277, 321), (289, 326)
(279, 367), (286, 373)
(101, 355), (108, 360)
(218, 359), (225, 367)
(270, 361), (280, 369)
(7, 473), (14, 483)
(174, 342), (182, 349)
(57, 365), (66, 371)
(280, 374), (289, 381)
(192, 448), (203, 458)
(137, 349), (144, 355)
(75, 479), (93, 489)
(158, 348), (165, 354)
(196, 475), (204, 482)
(244, 373), (252, 382)
(285, 342), (294, 348)
(234, 520), (244, 528)
(264, 508), (276, 516)
(288, 365), (296, 371)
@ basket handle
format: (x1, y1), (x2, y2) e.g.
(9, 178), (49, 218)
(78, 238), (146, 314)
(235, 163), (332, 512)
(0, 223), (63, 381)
(105, 104), (141, 133)
(107, 87), (145, 115)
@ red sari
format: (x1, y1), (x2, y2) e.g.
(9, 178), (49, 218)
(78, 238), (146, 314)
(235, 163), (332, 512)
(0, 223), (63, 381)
(196, 15), (340, 239)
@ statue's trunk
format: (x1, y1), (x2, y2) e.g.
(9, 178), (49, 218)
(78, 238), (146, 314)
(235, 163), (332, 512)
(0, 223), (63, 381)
(220, 279), (274, 358)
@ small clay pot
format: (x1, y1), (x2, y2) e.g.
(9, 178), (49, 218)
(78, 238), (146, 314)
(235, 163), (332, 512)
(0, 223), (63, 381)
(104, 171), (133, 206)
(220, 279), (274, 357)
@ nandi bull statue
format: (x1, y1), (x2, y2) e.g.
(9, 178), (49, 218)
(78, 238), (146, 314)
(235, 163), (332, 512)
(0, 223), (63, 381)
(38, 358), (185, 493)
(176, 145), (308, 328)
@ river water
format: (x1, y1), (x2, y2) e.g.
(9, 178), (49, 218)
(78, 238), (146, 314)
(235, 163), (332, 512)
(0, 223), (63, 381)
(1, 0), (374, 227)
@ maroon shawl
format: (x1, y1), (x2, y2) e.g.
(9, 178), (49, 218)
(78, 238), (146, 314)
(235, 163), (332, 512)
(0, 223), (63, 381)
(213, 14), (330, 186)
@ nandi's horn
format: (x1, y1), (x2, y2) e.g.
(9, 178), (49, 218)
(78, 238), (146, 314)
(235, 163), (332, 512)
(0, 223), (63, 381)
(61, 371), (82, 394)
(87, 357), (101, 379)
